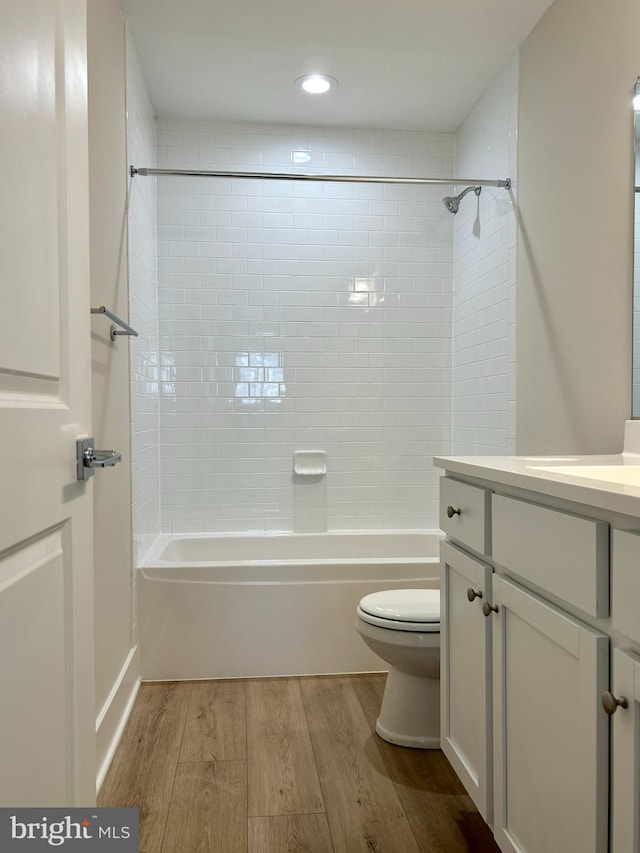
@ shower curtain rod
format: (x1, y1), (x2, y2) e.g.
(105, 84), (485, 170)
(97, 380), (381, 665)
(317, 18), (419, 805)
(130, 166), (511, 189)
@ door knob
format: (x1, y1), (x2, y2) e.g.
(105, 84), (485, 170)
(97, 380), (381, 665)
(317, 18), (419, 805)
(482, 601), (499, 617)
(76, 437), (122, 481)
(85, 448), (121, 468)
(467, 587), (483, 602)
(601, 692), (629, 715)
(447, 505), (461, 518)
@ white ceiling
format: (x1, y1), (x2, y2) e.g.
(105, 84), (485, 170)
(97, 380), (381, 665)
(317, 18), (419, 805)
(121, 0), (554, 132)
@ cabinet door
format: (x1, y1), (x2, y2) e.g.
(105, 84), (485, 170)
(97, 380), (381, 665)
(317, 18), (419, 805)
(492, 576), (608, 853)
(440, 541), (493, 820)
(610, 648), (640, 853)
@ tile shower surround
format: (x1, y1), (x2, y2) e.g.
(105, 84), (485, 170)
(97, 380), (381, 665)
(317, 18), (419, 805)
(127, 33), (160, 560)
(452, 53), (518, 455)
(155, 122), (455, 533)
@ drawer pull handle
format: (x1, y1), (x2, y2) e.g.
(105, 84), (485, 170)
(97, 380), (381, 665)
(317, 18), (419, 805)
(602, 692), (629, 715)
(482, 601), (499, 617)
(447, 505), (461, 518)
(467, 587), (483, 602)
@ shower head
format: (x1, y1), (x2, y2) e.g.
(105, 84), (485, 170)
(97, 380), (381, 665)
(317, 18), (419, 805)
(442, 185), (481, 215)
(442, 195), (460, 214)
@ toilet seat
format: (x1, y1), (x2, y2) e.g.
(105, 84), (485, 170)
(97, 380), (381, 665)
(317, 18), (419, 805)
(357, 589), (440, 633)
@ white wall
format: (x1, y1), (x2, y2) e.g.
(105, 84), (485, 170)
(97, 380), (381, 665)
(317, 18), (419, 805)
(517, 0), (637, 454)
(127, 33), (160, 561)
(87, 0), (138, 789)
(155, 122), (454, 532)
(634, 115), (640, 416)
(452, 53), (519, 455)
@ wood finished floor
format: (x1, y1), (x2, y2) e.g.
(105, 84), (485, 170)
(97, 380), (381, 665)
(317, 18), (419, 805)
(99, 675), (499, 853)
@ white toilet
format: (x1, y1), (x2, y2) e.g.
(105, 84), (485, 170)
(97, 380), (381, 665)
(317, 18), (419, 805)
(355, 588), (440, 749)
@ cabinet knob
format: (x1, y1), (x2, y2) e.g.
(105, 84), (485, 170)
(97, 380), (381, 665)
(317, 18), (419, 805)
(467, 587), (483, 602)
(602, 692), (629, 715)
(446, 505), (461, 519)
(482, 601), (499, 617)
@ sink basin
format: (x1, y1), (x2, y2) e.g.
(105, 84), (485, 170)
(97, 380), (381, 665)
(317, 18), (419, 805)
(535, 465), (640, 487)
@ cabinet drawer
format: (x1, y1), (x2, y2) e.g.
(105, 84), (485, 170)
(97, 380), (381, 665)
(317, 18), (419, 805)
(612, 530), (640, 644)
(440, 477), (491, 557)
(492, 494), (609, 617)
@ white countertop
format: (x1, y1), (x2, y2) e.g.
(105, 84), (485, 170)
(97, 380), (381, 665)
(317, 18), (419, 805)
(433, 453), (640, 520)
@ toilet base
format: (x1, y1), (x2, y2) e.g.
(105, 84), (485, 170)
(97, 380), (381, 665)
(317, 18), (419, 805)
(376, 668), (440, 749)
(375, 718), (440, 749)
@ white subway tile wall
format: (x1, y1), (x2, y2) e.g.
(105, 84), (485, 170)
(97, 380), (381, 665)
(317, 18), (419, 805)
(127, 32), (160, 561)
(155, 122), (455, 533)
(452, 52), (519, 455)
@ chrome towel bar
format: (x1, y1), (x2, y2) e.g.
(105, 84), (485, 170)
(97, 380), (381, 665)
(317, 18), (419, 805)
(91, 306), (139, 342)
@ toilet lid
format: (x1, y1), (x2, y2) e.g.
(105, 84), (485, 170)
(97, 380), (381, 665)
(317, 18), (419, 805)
(359, 589), (440, 623)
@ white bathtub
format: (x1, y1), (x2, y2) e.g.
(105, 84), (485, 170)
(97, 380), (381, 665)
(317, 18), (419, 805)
(138, 531), (442, 680)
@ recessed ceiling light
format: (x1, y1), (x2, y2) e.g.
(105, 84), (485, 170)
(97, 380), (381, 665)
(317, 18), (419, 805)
(295, 74), (338, 95)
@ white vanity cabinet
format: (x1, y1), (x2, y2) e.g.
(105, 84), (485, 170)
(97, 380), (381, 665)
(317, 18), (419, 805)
(490, 493), (610, 852)
(608, 648), (640, 853)
(491, 574), (609, 853)
(440, 540), (493, 820)
(438, 466), (640, 853)
(610, 530), (640, 853)
(439, 475), (493, 820)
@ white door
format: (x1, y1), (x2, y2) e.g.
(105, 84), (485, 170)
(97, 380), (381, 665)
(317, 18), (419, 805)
(491, 575), (609, 853)
(440, 541), (493, 821)
(609, 648), (640, 853)
(0, 0), (95, 805)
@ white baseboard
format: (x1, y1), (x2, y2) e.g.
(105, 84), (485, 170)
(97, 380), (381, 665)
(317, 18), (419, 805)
(95, 646), (140, 795)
